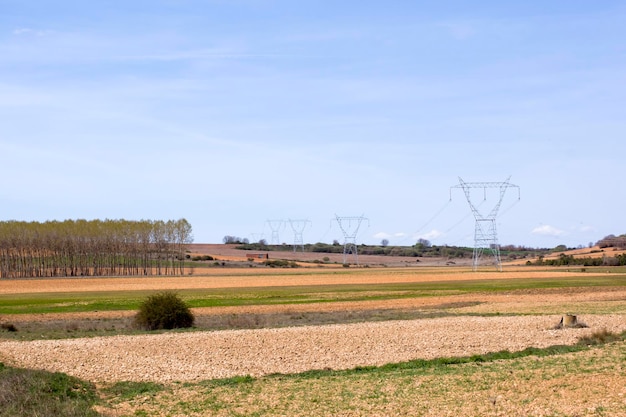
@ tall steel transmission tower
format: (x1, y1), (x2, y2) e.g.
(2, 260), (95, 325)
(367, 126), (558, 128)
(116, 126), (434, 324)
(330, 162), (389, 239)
(334, 215), (369, 265)
(288, 219), (311, 252)
(266, 219), (285, 245)
(249, 233), (265, 244)
(451, 177), (520, 271)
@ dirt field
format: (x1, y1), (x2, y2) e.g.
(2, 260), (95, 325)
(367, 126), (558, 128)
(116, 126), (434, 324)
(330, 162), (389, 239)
(189, 243), (469, 266)
(1, 265), (625, 383)
(1, 251), (625, 416)
(1, 314), (624, 385)
(0, 268), (594, 294)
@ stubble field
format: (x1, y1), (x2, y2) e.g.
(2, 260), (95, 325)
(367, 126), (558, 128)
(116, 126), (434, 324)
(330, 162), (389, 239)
(1, 250), (625, 416)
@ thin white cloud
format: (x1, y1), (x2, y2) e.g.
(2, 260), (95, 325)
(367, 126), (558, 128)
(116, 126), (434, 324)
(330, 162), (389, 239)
(116, 49), (289, 62)
(414, 229), (443, 240)
(13, 28), (54, 37)
(373, 231), (407, 239)
(531, 225), (565, 237)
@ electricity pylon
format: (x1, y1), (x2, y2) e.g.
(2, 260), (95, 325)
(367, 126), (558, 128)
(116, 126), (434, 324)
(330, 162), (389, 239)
(266, 219), (285, 245)
(250, 233), (265, 244)
(288, 219), (311, 252)
(334, 215), (369, 265)
(450, 177), (520, 271)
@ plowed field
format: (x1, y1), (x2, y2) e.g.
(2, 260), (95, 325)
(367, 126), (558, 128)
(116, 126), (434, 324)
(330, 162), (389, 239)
(1, 262), (625, 416)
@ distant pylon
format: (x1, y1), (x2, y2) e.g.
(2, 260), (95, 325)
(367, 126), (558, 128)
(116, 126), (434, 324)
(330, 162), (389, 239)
(334, 214), (369, 265)
(288, 219), (311, 252)
(450, 177), (520, 271)
(250, 233), (265, 244)
(266, 219), (285, 245)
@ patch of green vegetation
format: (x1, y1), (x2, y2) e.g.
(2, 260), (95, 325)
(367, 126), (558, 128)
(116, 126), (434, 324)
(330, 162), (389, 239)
(0, 291), (148, 315)
(101, 381), (166, 401)
(263, 259), (300, 268)
(135, 291), (195, 330)
(200, 374), (255, 388)
(0, 363), (100, 417)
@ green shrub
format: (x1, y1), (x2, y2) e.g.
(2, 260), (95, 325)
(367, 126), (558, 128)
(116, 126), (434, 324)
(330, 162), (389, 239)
(134, 291), (195, 330)
(263, 259), (299, 268)
(191, 255), (214, 261)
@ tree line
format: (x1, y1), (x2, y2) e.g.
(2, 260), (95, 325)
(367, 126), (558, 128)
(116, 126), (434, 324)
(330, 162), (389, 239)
(531, 253), (626, 267)
(597, 234), (626, 249)
(0, 219), (193, 278)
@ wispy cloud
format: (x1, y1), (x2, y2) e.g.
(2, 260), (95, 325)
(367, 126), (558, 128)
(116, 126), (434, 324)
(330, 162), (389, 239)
(116, 49), (292, 62)
(12, 28), (54, 37)
(414, 229), (443, 241)
(531, 225), (565, 237)
(373, 232), (407, 240)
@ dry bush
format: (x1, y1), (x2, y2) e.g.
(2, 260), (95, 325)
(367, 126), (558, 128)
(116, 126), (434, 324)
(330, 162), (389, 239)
(578, 328), (623, 345)
(0, 323), (17, 332)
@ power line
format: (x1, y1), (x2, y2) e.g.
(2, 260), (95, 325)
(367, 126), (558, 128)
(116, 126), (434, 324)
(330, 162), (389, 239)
(412, 200), (450, 237)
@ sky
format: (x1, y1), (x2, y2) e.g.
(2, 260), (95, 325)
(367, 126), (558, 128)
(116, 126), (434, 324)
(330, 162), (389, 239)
(1, 1), (625, 249)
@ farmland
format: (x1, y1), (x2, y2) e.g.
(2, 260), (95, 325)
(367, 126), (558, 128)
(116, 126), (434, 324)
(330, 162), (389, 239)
(1, 245), (625, 416)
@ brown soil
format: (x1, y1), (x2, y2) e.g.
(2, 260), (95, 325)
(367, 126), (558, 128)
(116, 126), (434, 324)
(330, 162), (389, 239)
(1, 265), (625, 384)
(189, 243), (465, 266)
(0, 267), (593, 295)
(2, 247), (625, 416)
(2, 315), (624, 385)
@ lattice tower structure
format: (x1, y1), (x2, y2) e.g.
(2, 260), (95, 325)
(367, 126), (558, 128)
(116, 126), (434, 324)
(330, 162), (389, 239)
(334, 215), (369, 265)
(288, 219), (311, 252)
(250, 233), (265, 244)
(450, 177), (520, 271)
(266, 219), (285, 245)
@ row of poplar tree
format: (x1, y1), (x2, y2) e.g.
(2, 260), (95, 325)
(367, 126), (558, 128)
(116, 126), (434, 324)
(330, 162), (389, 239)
(0, 219), (193, 278)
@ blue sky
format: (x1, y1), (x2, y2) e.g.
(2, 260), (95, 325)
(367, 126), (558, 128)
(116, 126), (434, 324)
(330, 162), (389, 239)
(1, 1), (625, 248)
